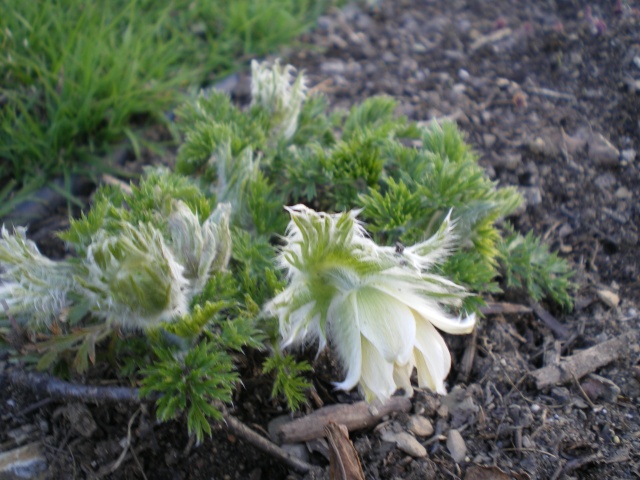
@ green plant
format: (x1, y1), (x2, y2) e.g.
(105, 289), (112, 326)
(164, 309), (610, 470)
(0, 0), (340, 218)
(498, 223), (575, 309)
(1, 60), (575, 441)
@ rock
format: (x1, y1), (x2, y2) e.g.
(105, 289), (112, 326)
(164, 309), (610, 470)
(594, 173), (616, 190)
(441, 386), (479, 428)
(588, 133), (620, 166)
(446, 429), (467, 463)
(615, 187), (633, 199)
(519, 186), (543, 206)
(621, 149), (636, 163)
(528, 135), (560, 158)
(550, 386), (571, 404)
(0, 442), (48, 479)
(380, 431), (427, 458)
(406, 416), (434, 437)
(483, 133), (497, 148)
(382, 51), (397, 63)
(581, 374), (621, 403)
(562, 127), (589, 154)
(320, 60), (346, 75)
(597, 289), (620, 308)
(493, 152), (521, 170)
(281, 443), (310, 463)
(52, 403), (97, 438)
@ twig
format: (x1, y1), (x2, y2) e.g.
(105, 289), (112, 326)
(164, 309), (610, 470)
(4, 369), (318, 474)
(530, 302), (570, 340)
(469, 28), (512, 51)
(501, 447), (557, 458)
(222, 412), (318, 474)
(572, 373), (598, 409)
(480, 302), (532, 316)
(531, 334), (630, 389)
(4, 369), (147, 403)
(551, 452), (603, 480)
(109, 408), (141, 475)
(272, 397), (412, 444)
(458, 326), (477, 383)
(16, 397), (55, 417)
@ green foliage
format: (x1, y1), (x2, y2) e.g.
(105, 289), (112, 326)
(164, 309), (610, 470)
(140, 341), (238, 443)
(498, 223), (575, 309)
(262, 353), (313, 410)
(1, 59), (576, 439)
(176, 62), (569, 315)
(0, 0), (340, 218)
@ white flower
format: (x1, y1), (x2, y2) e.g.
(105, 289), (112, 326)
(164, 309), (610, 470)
(266, 205), (475, 402)
(250, 59), (306, 141)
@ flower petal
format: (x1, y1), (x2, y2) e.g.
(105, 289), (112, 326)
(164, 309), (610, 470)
(393, 361), (414, 398)
(413, 320), (451, 394)
(360, 337), (397, 402)
(330, 292), (363, 392)
(355, 286), (416, 365)
(369, 277), (475, 335)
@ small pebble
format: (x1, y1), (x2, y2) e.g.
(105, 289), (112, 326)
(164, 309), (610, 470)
(446, 429), (467, 463)
(380, 431), (427, 458)
(621, 149), (636, 163)
(597, 289), (620, 308)
(406, 415), (434, 437)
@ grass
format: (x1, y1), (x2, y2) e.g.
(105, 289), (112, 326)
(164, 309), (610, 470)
(0, 0), (338, 219)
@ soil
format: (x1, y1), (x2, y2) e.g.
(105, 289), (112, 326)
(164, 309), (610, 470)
(1, 0), (639, 479)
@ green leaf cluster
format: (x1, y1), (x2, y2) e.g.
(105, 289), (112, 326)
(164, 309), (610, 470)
(263, 353), (313, 411)
(140, 341), (238, 443)
(498, 223), (575, 309)
(177, 78), (558, 311)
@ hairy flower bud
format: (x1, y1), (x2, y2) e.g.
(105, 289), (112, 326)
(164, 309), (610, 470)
(81, 223), (189, 329)
(251, 59), (306, 141)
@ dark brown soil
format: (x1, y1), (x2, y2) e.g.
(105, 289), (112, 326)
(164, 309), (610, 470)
(2, 0), (639, 479)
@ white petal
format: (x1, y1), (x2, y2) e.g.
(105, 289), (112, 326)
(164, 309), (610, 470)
(413, 320), (451, 394)
(392, 361), (414, 397)
(279, 300), (316, 348)
(354, 286), (416, 364)
(359, 337), (397, 402)
(330, 293), (363, 392)
(374, 280), (475, 335)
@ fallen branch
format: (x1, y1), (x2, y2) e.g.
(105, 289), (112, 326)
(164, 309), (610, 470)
(272, 397), (412, 444)
(222, 413), (318, 474)
(531, 334), (630, 389)
(531, 302), (570, 340)
(3, 369), (318, 474)
(5, 369), (145, 403)
(480, 302), (532, 316)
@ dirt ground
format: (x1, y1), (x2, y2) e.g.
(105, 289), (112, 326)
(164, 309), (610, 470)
(1, 0), (639, 479)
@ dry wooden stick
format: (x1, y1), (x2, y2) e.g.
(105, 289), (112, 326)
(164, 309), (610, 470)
(530, 302), (570, 340)
(531, 334), (630, 389)
(222, 413), (318, 474)
(272, 397), (412, 444)
(480, 302), (532, 316)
